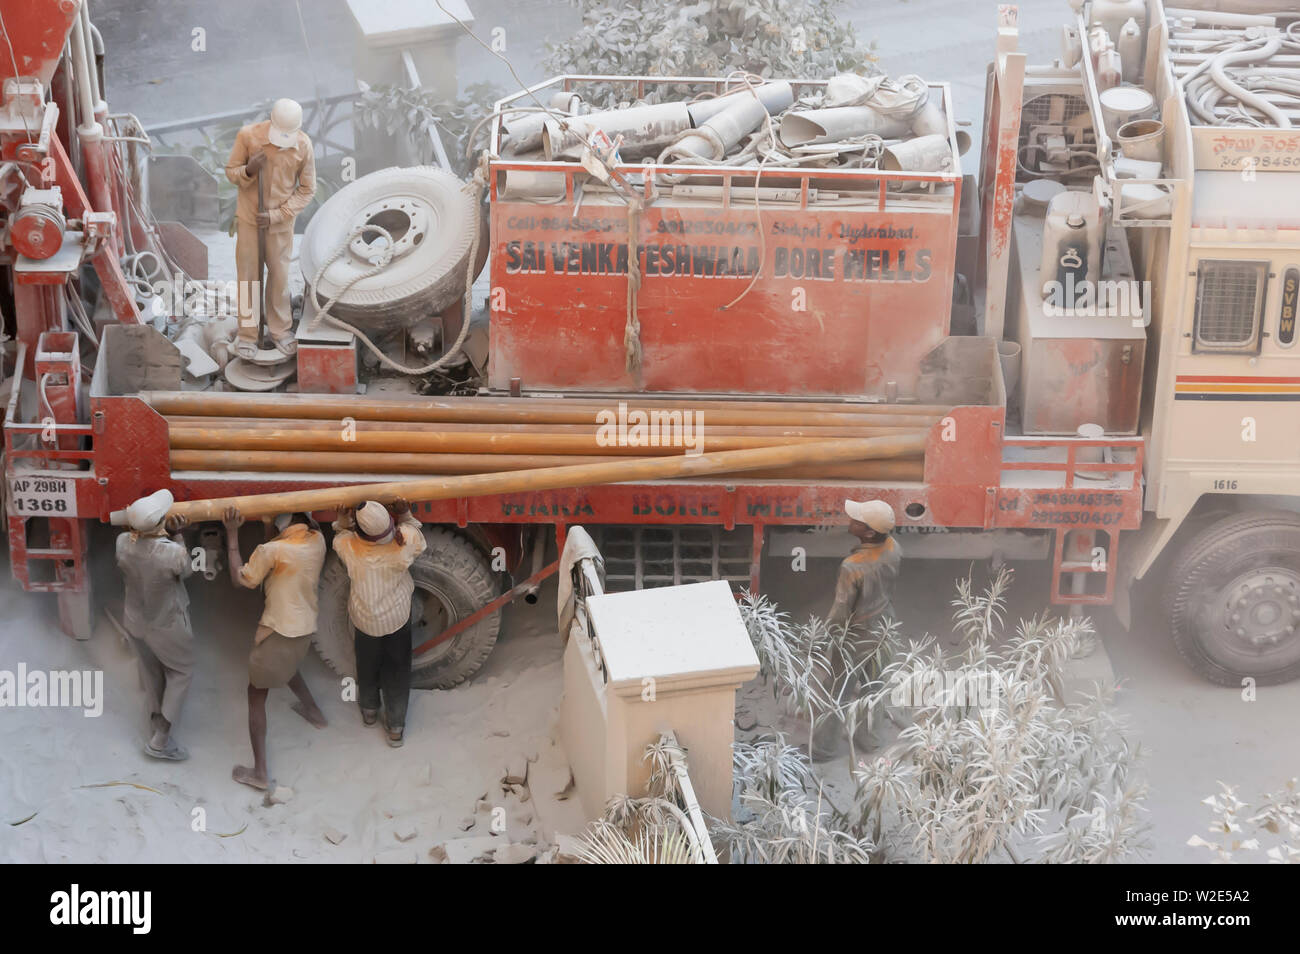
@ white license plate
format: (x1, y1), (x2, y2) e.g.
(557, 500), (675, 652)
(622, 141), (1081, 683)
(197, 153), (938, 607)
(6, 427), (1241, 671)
(7, 474), (78, 517)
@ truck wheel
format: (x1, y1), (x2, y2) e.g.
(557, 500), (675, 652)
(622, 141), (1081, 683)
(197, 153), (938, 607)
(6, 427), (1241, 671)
(313, 527), (503, 689)
(1164, 511), (1300, 686)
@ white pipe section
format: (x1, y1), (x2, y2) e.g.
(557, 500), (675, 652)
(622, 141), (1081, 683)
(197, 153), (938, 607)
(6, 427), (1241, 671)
(80, 0), (105, 116)
(1164, 8), (1277, 29)
(68, 11), (101, 137)
(778, 107), (910, 147)
(686, 81), (794, 125)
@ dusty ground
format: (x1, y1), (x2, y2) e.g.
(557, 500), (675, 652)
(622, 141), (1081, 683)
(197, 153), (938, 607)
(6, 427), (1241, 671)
(0, 523), (571, 863)
(2, 0), (1295, 863)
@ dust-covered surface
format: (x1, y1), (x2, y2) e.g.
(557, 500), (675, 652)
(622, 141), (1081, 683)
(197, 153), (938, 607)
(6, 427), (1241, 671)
(756, 556), (1300, 863)
(5, 0), (1298, 864)
(0, 525), (573, 863)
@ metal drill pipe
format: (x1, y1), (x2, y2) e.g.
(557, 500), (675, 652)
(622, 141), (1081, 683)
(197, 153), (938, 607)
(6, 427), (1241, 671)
(164, 434), (928, 522)
(148, 390), (953, 417)
(170, 450), (621, 474)
(146, 393), (943, 429)
(170, 449), (923, 479)
(164, 416), (927, 436)
(167, 426), (927, 456)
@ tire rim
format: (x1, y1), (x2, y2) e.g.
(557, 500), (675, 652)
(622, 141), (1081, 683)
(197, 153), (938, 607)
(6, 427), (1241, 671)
(346, 198), (429, 266)
(409, 581), (458, 669)
(1204, 562), (1300, 667)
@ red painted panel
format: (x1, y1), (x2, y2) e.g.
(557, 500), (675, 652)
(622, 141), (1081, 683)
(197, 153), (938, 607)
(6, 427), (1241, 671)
(489, 170), (959, 397)
(0, 0), (79, 88)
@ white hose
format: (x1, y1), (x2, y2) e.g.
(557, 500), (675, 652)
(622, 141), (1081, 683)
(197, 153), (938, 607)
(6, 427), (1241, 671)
(1209, 35), (1291, 128)
(1172, 25), (1300, 127)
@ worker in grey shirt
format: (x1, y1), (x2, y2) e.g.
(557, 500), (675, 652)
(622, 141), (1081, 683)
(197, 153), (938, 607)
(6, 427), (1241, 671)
(812, 499), (901, 761)
(115, 490), (195, 760)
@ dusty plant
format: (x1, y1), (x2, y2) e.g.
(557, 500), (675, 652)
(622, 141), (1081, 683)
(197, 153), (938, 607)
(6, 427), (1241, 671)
(573, 736), (712, 863)
(731, 736), (818, 802)
(355, 81), (504, 176)
(575, 819), (698, 863)
(709, 737), (873, 863)
(545, 0), (878, 108)
(848, 570), (1150, 863)
(738, 591), (901, 765)
(1188, 780), (1300, 863)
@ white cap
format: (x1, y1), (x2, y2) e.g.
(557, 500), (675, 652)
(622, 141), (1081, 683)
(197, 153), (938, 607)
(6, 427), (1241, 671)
(844, 499), (895, 534)
(268, 98), (303, 148)
(116, 489), (174, 533)
(356, 501), (394, 541)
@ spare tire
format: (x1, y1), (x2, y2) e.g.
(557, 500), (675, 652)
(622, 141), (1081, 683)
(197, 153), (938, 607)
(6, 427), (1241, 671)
(300, 166), (479, 333)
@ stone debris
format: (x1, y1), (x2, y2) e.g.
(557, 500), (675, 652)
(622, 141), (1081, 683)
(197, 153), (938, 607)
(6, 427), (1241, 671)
(491, 842), (539, 865)
(393, 822), (418, 843)
(503, 757), (529, 786)
(554, 834), (585, 863)
(374, 847), (418, 864)
(263, 785), (294, 807)
(555, 773), (576, 801)
(323, 827), (347, 845)
(431, 835), (501, 865)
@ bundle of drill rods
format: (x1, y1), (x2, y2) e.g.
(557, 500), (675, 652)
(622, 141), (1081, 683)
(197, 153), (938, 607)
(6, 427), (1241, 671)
(149, 392), (941, 483)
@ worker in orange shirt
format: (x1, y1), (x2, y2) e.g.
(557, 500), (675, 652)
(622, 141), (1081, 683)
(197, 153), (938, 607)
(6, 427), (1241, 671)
(332, 498), (428, 747)
(224, 98), (316, 360)
(223, 508), (329, 791)
(812, 499), (901, 761)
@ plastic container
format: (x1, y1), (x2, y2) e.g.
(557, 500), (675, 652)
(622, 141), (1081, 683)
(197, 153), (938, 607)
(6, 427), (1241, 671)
(1099, 85), (1155, 137)
(1040, 190), (1103, 298)
(1117, 118), (1164, 162)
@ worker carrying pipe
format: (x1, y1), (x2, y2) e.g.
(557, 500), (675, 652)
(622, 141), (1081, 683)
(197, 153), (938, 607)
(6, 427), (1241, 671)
(331, 498), (427, 748)
(114, 490), (196, 761)
(224, 99), (317, 360)
(222, 507), (330, 791)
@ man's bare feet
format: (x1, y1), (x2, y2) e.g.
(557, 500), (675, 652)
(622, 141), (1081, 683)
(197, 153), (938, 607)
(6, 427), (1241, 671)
(291, 701), (328, 729)
(232, 765), (270, 790)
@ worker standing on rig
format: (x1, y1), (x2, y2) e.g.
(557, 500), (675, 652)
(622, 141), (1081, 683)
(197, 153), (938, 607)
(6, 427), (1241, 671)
(224, 98), (316, 360)
(332, 498), (427, 747)
(812, 499), (901, 761)
(115, 490), (196, 761)
(222, 508), (330, 791)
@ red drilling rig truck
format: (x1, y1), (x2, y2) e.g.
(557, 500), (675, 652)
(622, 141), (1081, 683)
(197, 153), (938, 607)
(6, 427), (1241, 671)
(3, 0), (1298, 689)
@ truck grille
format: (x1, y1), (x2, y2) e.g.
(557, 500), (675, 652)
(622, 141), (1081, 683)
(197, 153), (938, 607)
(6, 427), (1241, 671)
(588, 525), (753, 592)
(1195, 259), (1267, 352)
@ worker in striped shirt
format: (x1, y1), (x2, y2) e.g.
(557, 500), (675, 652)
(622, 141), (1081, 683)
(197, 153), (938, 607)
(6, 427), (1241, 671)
(332, 498), (427, 746)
